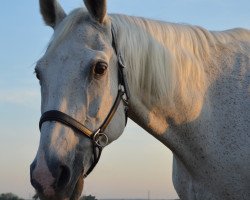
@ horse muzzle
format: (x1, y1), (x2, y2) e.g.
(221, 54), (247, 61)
(30, 153), (82, 200)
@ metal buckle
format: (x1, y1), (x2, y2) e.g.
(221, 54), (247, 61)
(93, 129), (109, 147)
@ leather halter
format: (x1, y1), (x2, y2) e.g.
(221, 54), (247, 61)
(39, 25), (130, 178)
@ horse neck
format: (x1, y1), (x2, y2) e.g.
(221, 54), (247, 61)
(111, 14), (219, 133)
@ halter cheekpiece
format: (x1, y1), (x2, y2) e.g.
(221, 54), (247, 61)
(39, 25), (130, 178)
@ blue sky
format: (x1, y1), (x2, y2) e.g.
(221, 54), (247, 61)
(0, 0), (250, 199)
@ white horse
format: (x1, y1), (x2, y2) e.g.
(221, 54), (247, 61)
(30, 0), (250, 200)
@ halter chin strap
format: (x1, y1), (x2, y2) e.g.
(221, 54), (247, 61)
(39, 24), (130, 178)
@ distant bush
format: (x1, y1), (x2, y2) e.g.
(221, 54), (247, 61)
(80, 195), (97, 200)
(0, 193), (24, 200)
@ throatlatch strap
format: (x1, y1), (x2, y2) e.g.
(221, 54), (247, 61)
(111, 25), (130, 102)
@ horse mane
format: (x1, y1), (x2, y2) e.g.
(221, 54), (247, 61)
(111, 14), (250, 122)
(48, 8), (250, 122)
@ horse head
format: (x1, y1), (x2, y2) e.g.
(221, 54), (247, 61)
(30, 1), (128, 199)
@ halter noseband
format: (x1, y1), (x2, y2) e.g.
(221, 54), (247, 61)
(39, 25), (130, 178)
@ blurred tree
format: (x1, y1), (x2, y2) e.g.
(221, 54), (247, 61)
(80, 195), (98, 200)
(0, 193), (24, 200)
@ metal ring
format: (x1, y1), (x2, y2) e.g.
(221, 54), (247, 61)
(93, 130), (109, 147)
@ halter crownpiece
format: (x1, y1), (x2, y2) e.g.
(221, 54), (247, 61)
(39, 24), (130, 178)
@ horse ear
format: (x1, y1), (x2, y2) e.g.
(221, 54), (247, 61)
(84, 0), (107, 24)
(39, 0), (66, 28)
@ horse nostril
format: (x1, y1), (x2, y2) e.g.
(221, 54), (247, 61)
(56, 165), (71, 190)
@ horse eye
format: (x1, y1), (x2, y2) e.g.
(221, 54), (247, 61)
(94, 62), (108, 77)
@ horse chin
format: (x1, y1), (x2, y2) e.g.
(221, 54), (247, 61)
(35, 174), (84, 200)
(69, 174), (84, 200)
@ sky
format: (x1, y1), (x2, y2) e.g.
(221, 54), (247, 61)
(0, 0), (250, 199)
